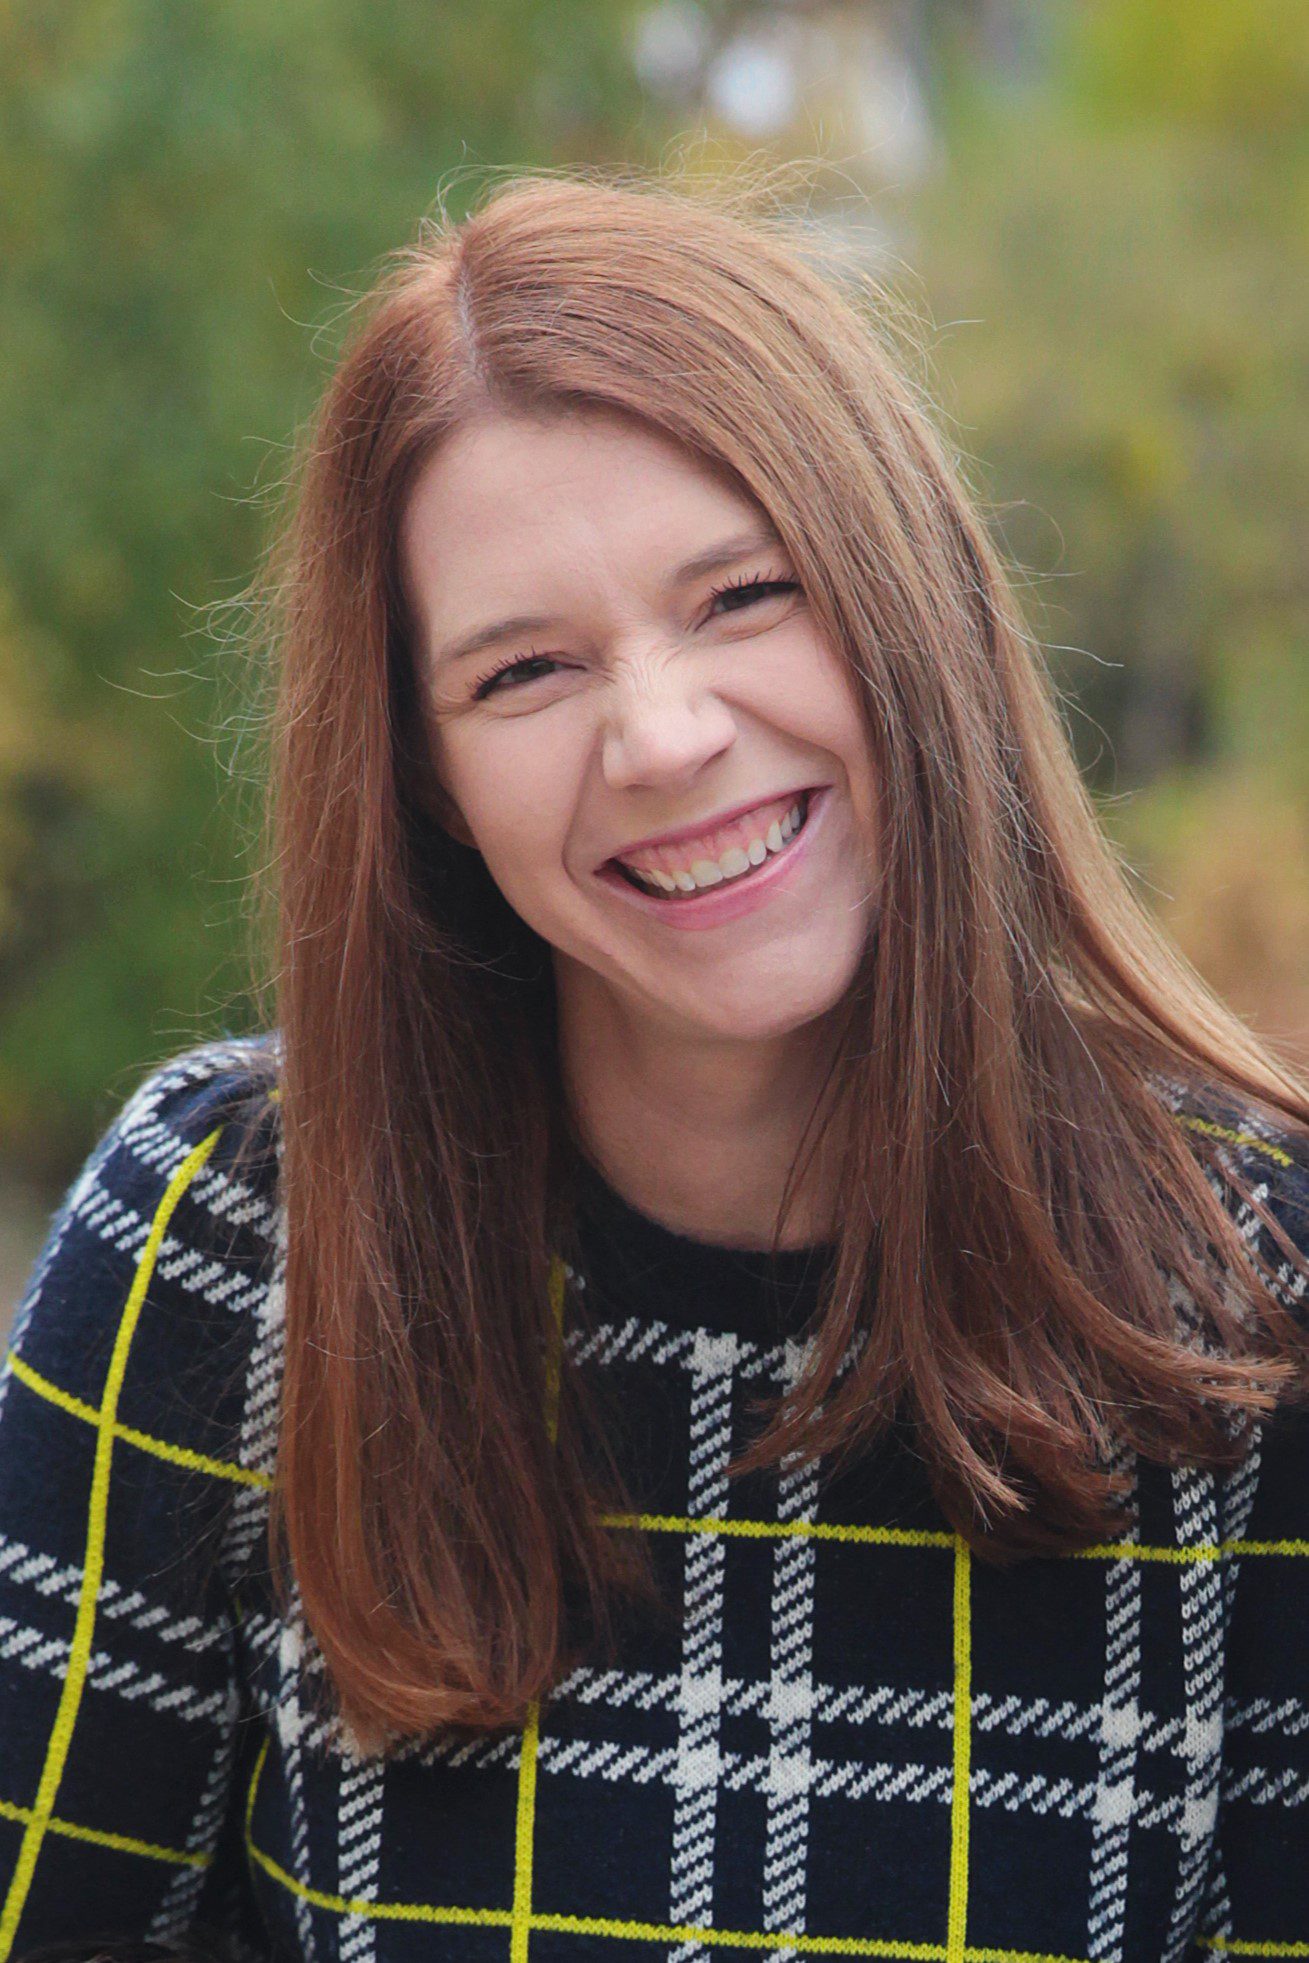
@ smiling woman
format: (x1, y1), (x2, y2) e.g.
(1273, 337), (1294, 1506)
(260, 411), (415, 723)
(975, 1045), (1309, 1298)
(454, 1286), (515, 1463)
(396, 405), (879, 1236)
(2, 166), (1309, 1960)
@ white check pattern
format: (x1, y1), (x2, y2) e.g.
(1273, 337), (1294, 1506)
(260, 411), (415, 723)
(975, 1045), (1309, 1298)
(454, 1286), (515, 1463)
(0, 1038), (1305, 1963)
(761, 1346), (822, 1962)
(669, 1327), (738, 1960)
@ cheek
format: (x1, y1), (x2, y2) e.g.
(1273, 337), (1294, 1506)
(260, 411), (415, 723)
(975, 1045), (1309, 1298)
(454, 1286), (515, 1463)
(750, 627), (859, 734)
(807, 649), (868, 745)
(749, 646), (874, 810)
(448, 736), (578, 913)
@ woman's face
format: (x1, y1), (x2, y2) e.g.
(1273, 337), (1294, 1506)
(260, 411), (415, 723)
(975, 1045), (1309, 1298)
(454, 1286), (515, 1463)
(402, 408), (880, 1045)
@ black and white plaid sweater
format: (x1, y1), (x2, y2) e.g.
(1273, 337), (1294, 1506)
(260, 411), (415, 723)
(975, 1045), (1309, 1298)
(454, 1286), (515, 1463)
(1, 1037), (1307, 1963)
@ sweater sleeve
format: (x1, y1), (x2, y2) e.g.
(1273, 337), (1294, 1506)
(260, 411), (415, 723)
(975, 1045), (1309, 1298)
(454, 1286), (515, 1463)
(1186, 1111), (1309, 1957)
(0, 1039), (281, 1958)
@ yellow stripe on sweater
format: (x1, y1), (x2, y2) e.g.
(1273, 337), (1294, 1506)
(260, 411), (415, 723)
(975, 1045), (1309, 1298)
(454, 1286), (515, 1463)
(510, 1253), (569, 1963)
(1194, 1941), (1309, 1958)
(0, 1123), (224, 1956)
(243, 1815), (1111, 1963)
(946, 1538), (972, 1963)
(0, 1793), (206, 1869)
(598, 1511), (1309, 1561)
(5, 1349), (272, 1489)
(1174, 1115), (1294, 1168)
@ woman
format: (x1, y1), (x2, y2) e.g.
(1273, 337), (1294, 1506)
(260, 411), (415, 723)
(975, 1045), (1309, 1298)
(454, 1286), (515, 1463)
(1, 168), (1306, 1963)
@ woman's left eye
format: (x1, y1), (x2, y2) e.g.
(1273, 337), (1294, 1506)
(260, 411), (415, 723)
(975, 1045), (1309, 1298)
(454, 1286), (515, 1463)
(707, 572), (799, 615)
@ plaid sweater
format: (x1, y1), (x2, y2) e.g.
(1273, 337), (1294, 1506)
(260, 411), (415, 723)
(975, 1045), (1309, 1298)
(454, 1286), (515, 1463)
(0, 1038), (1307, 1963)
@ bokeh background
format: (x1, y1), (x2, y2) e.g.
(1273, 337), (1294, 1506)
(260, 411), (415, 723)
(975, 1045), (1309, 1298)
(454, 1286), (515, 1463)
(2, 0), (1307, 1309)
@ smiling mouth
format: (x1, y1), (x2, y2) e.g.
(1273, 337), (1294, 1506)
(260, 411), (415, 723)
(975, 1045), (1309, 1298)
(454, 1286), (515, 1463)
(608, 789), (814, 900)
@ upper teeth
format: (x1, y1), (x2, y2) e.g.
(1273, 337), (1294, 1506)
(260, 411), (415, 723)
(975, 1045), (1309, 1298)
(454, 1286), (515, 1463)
(621, 799), (806, 895)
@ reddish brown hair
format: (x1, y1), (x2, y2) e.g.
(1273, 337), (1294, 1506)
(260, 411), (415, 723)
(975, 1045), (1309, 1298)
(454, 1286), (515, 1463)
(231, 164), (1309, 1754)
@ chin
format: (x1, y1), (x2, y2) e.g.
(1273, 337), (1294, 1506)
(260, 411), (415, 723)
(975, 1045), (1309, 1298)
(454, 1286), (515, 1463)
(674, 989), (842, 1045)
(718, 947), (860, 1016)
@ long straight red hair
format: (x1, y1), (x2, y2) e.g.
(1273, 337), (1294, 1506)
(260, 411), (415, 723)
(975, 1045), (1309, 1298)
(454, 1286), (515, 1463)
(231, 165), (1309, 1755)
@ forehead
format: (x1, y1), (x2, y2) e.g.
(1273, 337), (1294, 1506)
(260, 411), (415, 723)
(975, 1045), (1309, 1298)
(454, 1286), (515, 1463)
(400, 409), (766, 617)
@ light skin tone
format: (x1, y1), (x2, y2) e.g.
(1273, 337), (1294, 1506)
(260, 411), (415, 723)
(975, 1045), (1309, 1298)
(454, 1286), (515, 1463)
(401, 406), (881, 1249)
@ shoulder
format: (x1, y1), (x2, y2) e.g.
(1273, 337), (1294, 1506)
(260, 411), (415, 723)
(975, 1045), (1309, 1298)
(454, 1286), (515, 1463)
(4, 1034), (284, 1489)
(1149, 1066), (1309, 1331)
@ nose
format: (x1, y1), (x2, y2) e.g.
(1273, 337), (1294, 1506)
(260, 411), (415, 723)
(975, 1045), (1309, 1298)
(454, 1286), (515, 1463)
(600, 665), (737, 792)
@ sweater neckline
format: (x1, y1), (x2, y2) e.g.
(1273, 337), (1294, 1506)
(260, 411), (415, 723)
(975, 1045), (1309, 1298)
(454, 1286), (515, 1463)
(569, 1151), (839, 1341)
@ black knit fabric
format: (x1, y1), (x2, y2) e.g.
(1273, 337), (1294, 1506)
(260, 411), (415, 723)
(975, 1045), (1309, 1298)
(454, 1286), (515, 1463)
(570, 1145), (839, 1336)
(0, 1038), (1306, 1963)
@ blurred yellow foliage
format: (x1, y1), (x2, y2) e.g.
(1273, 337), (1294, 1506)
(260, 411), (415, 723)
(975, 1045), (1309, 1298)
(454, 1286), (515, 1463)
(1106, 771), (1309, 1061)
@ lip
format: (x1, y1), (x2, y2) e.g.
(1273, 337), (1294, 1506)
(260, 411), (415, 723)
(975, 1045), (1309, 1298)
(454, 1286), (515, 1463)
(593, 785), (831, 932)
(603, 784), (818, 866)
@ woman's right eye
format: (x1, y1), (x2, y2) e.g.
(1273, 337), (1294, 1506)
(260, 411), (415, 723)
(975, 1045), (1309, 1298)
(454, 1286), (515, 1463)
(471, 651), (561, 701)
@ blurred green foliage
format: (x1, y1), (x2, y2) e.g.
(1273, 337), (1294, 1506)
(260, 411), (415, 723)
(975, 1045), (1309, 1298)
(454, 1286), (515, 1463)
(0, 0), (1304, 1186)
(910, 0), (1308, 1050)
(917, 0), (1307, 795)
(0, 0), (648, 1178)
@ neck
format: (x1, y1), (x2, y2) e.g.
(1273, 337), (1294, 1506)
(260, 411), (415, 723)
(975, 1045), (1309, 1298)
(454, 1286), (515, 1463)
(555, 968), (843, 1252)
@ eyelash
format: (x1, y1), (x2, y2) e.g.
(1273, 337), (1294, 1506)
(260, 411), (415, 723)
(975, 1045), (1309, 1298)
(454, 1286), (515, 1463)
(469, 571), (800, 701)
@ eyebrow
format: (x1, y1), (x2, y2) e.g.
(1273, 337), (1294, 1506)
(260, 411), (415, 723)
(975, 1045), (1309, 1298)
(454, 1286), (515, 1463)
(435, 524), (785, 666)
